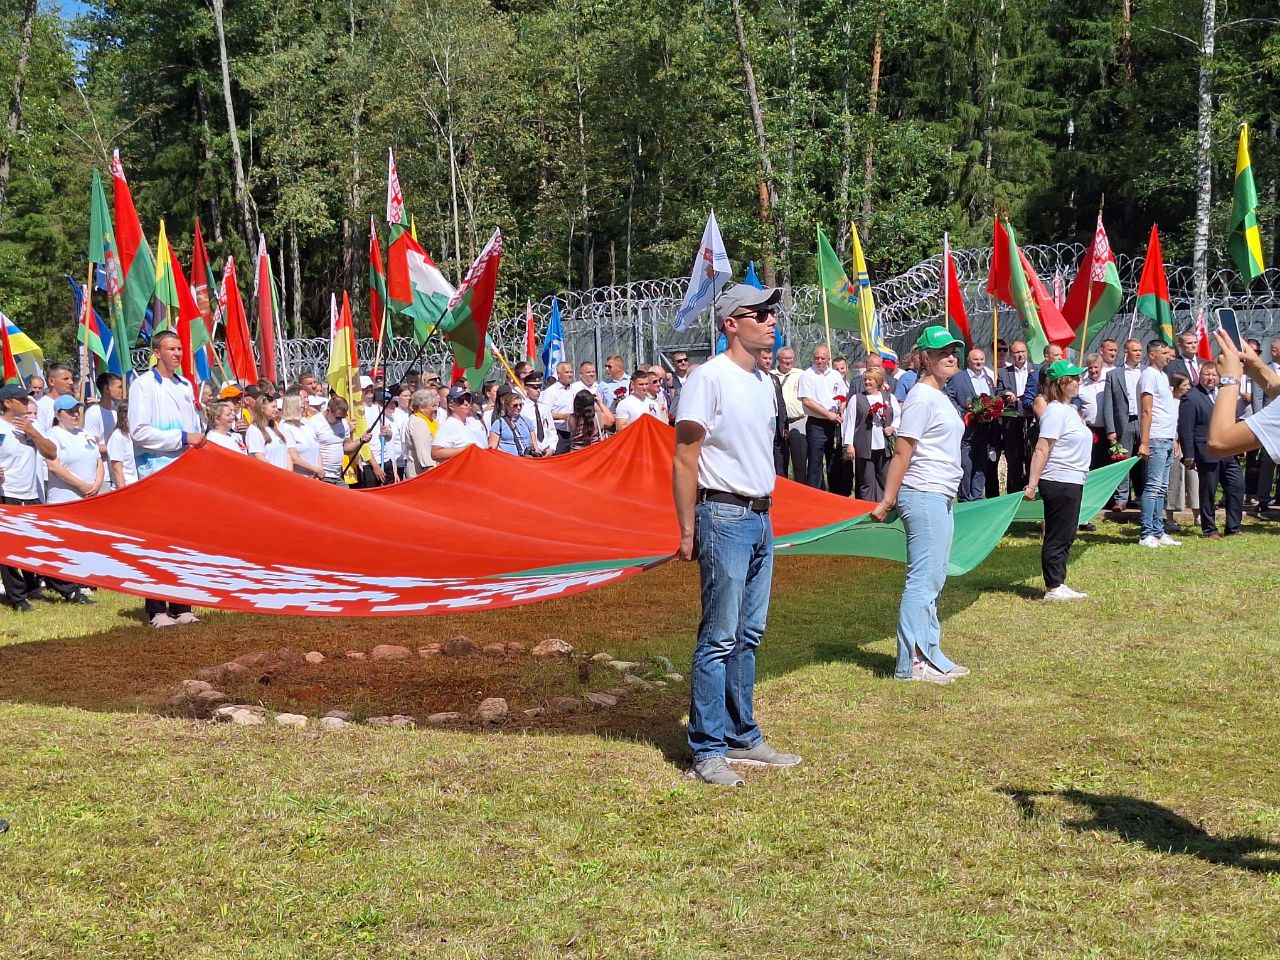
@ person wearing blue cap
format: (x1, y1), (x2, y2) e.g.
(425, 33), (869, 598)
(870, 325), (968, 684)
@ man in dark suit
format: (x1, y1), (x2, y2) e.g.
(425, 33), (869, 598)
(760, 349), (789, 477)
(1177, 360), (1243, 538)
(997, 340), (1033, 492)
(945, 347), (997, 501)
(1102, 338), (1147, 510)
(1166, 331), (1203, 384)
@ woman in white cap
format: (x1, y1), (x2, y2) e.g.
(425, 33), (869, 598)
(1025, 360), (1093, 601)
(46, 394), (104, 503)
(871, 325), (967, 684)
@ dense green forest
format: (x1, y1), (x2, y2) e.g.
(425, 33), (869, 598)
(0, 0), (1275, 352)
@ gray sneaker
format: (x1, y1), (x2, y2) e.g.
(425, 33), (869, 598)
(691, 756), (746, 787)
(725, 740), (803, 767)
(910, 663), (955, 684)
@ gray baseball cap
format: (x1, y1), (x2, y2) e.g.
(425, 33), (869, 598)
(713, 285), (782, 326)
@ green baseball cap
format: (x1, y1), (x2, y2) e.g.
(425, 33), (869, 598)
(915, 325), (965, 351)
(1045, 359), (1085, 380)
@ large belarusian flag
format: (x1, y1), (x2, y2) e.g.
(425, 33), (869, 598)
(167, 242), (206, 402)
(110, 151), (155, 350)
(442, 229), (503, 385)
(815, 225), (860, 332)
(990, 220), (1074, 358)
(1136, 224), (1174, 347)
(191, 218), (219, 336)
(1228, 124), (1266, 281)
(1062, 212), (1123, 352)
(941, 233), (971, 347)
(387, 226), (453, 344)
(88, 168), (129, 376)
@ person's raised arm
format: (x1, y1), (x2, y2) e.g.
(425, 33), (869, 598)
(672, 421), (705, 561)
(1209, 329), (1265, 457)
(20, 420), (57, 461)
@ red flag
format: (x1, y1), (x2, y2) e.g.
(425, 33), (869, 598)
(524, 300), (536, 364)
(1017, 249), (1078, 348)
(1195, 311), (1213, 362)
(221, 256), (256, 383)
(0, 318), (18, 385)
(369, 217), (387, 343)
(254, 235), (277, 382)
(941, 235), (970, 346)
(985, 218), (1012, 305)
(168, 245), (204, 403)
(191, 219), (216, 336)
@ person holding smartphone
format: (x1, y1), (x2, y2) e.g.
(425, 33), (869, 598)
(1208, 331), (1280, 462)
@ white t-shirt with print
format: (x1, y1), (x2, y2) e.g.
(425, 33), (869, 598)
(897, 381), (963, 496)
(615, 394), (661, 427)
(796, 367), (848, 413)
(1138, 366), (1177, 440)
(280, 420), (320, 476)
(1038, 401), (1092, 485)
(676, 352), (776, 499)
(0, 418), (41, 500)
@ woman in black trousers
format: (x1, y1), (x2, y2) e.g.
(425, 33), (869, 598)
(843, 368), (900, 501)
(1025, 361), (1094, 602)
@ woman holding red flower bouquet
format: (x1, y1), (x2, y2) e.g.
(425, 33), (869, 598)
(843, 368), (900, 501)
(1025, 360), (1094, 602)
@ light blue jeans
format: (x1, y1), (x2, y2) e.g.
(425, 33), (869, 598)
(687, 500), (773, 761)
(895, 489), (957, 680)
(1140, 438), (1174, 539)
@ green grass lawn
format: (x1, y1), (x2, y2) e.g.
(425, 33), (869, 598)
(1, 518), (1278, 959)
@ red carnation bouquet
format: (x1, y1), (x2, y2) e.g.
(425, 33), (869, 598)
(868, 401), (892, 427)
(1109, 439), (1128, 461)
(964, 394), (1005, 427)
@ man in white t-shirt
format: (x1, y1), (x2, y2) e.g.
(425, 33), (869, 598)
(432, 385), (488, 461)
(0, 384), (58, 611)
(1137, 339), (1179, 547)
(543, 362), (578, 454)
(309, 396), (365, 484)
(675, 284), (801, 788)
(615, 371), (660, 428)
(796, 346), (847, 490)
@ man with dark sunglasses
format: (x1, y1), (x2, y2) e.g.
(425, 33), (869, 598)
(431, 384), (488, 461)
(674, 285), (802, 788)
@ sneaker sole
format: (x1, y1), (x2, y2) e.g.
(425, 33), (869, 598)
(724, 756), (803, 767)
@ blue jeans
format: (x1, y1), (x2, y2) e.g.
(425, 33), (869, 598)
(1140, 439), (1174, 539)
(687, 500), (773, 761)
(895, 489), (957, 679)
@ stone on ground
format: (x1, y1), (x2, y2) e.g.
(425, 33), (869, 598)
(589, 652), (615, 663)
(304, 651), (325, 664)
(417, 644), (442, 657)
(194, 689), (227, 701)
(425, 712), (462, 725)
(442, 636), (479, 657)
(475, 697), (509, 724)
(549, 695), (581, 713)
(663, 673), (684, 683)
(583, 692), (618, 708)
(505, 641), (527, 654)
(181, 679), (213, 696)
(370, 644), (412, 661)
(318, 716), (349, 730)
(608, 661), (639, 673)
(322, 709), (353, 721)
(275, 713), (308, 728)
(531, 638), (573, 657)
(344, 651), (366, 660)
(482, 642), (507, 657)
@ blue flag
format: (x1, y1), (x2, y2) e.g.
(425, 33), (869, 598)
(541, 296), (566, 379)
(744, 261), (763, 290)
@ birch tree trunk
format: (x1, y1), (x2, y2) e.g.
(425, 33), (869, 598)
(210, 0), (255, 253)
(289, 223), (301, 337)
(1191, 0), (1215, 317)
(0, 0), (38, 228)
(730, 0), (789, 283)
(193, 74), (225, 245)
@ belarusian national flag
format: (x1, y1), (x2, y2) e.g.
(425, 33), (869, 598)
(1136, 224), (1174, 347)
(1194, 310), (1212, 362)
(524, 300), (536, 364)
(387, 225), (453, 344)
(442, 229), (503, 385)
(1228, 124), (1266, 281)
(941, 233), (971, 346)
(111, 151), (155, 349)
(387, 148), (405, 226)
(985, 218), (1013, 305)
(369, 217), (390, 342)
(191, 218), (218, 336)
(88, 168), (129, 376)
(815, 225), (860, 332)
(1062, 212), (1124, 351)
(221, 256), (257, 383)
(994, 220), (1075, 358)
(254, 234), (279, 382)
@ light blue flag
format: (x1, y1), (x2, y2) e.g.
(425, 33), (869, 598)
(541, 296), (566, 379)
(674, 210), (731, 332)
(743, 260), (763, 290)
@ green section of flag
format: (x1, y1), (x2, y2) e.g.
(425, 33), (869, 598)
(1137, 292), (1174, 347)
(1228, 125), (1266, 281)
(815, 226), (860, 331)
(1080, 260), (1124, 351)
(441, 289), (494, 383)
(1005, 225), (1047, 359)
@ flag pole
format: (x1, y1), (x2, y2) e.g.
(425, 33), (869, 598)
(942, 232), (950, 338)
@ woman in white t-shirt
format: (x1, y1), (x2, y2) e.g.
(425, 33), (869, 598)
(107, 401), (139, 488)
(46, 396), (105, 504)
(279, 395), (324, 478)
(204, 401), (247, 454)
(245, 395), (293, 470)
(1025, 361), (1094, 602)
(870, 326), (967, 684)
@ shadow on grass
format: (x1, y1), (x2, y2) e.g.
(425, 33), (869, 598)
(1000, 787), (1280, 875)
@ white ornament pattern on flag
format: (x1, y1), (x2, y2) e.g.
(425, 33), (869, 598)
(386, 148), (405, 226)
(1090, 215), (1113, 281)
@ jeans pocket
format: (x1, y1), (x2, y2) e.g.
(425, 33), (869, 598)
(707, 501), (749, 522)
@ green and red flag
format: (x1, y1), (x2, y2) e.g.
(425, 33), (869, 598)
(1228, 124), (1266, 282)
(191, 218), (218, 337)
(368, 216), (390, 343)
(387, 227), (453, 344)
(442, 229), (503, 385)
(166, 241), (205, 402)
(989, 220), (1074, 358)
(110, 150), (155, 349)
(1062, 212), (1123, 352)
(815, 225), (860, 331)
(524, 300), (536, 364)
(985, 218), (1013, 305)
(76, 275), (109, 367)
(941, 233), (970, 346)
(88, 168), (129, 375)
(1136, 224), (1174, 346)
(220, 255), (257, 383)
(253, 234), (279, 382)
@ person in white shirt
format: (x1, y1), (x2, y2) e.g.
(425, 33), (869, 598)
(278, 394), (324, 478)
(615, 371), (661, 428)
(843, 367), (900, 502)
(1137, 339), (1179, 547)
(309, 397), (366, 485)
(385, 384), (411, 480)
(1076, 352), (1109, 467)
(871, 325), (968, 685)
(35, 362), (75, 434)
(46, 394), (104, 503)
(1248, 339), (1280, 509)
(772, 347), (807, 480)
(204, 401), (247, 454)
(432, 385), (489, 461)
(674, 283), (800, 787)
(84, 372), (122, 489)
(1098, 338), (1119, 375)
(244, 395), (293, 469)
(646, 365), (670, 421)
(0, 384), (67, 610)
(797, 345), (847, 490)
(107, 401), (138, 489)
(543, 362), (578, 453)
(1025, 361), (1094, 601)
(570, 361), (599, 402)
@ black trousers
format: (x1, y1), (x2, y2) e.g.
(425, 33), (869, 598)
(0, 496), (78, 604)
(555, 430), (571, 455)
(1197, 457), (1245, 535)
(146, 599), (192, 618)
(959, 426), (992, 502)
(785, 425), (807, 482)
(805, 419), (839, 490)
(1004, 417), (1032, 493)
(854, 450), (890, 502)
(1040, 479), (1084, 589)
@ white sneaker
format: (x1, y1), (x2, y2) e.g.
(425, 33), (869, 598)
(1157, 534), (1182, 547)
(174, 612), (200, 625)
(1044, 585), (1086, 602)
(910, 663), (955, 684)
(1059, 585), (1089, 599)
(150, 613), (178, 628)
(1138, 536), (1161, 549)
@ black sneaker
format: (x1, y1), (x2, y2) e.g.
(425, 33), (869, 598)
(11, 600), (32, 613)
(65, 591), (95, 605)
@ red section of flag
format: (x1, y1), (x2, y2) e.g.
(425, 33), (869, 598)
(255, 237), (277, 382)
(110, 151), (144, 279)
(169, 245), (203, 403)
(1137, 224), (1171, 304)
(1017, 249), (1077, 348)
(942, 243), (970, 346)
(525, 300), (536, 364)
(1195, 311), (1213, 362)
(0, 320), (17, 385)
(369, 218), (386, 343)
(191, 219), (216, 336)
(222, 256), (256, 383)
(1062, 214), (1117, 333)
(985, 218), (1012, 305)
